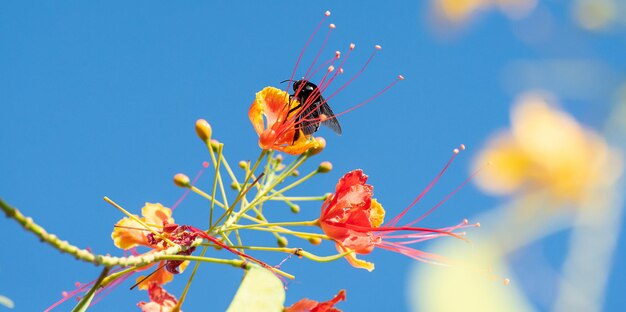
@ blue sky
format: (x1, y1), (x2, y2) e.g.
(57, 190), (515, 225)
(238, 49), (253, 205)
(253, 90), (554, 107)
(1, 1), (624, 311)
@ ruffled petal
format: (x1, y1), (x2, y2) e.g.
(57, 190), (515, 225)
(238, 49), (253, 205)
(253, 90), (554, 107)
(141, 203), (174, 227)
(111, 216), (149, 250)
(249, 86), (320, 155)
(137, 281), (179, 312)
(285, 289), (346, 312)
(136, 261), (175, 290)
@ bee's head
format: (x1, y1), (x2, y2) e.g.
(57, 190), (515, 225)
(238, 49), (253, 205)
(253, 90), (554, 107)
(293, 79), (316, 93)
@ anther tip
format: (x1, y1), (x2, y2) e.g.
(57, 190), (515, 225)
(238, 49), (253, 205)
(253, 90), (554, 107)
(375, 44), (382, 50)
(238, 160), (247, 169)
(349, 43), (355, 50)
(335, 51), (341, 58)
(325, 10), (331, 17)
(398, 74), (405, 80)
(453, 148), (460, 154)
(475, 222), (481, 227)
(460, 144), (466, 150)
(339, 68), (344, 74)
(329, 23), (336, 29)
(503, 278), (511, 286)
(463, 218), (469, 224)
(202, 161), (209, 168)
(328, 65), (335, 72)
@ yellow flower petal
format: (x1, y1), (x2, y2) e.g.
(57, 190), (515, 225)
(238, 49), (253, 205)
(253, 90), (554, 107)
(112, 216), (148, 250)
(336, 244), (375, 272)
(369, 199), (385, 228)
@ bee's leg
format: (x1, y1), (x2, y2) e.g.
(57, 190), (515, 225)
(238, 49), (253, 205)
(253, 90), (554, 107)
(287, 103), (302, 116)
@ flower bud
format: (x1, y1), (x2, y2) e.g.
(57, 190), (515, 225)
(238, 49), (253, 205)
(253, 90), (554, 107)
(308, 237), (322, 245)
(318, 161), (333, 173)
(230, 181), (239, 190)
(307, 137), (326, 156)
(195, 119), (212, 142)
(238, 160), (248, 169)
(277, 236), (288, 247)
(173, 173), (190, 188)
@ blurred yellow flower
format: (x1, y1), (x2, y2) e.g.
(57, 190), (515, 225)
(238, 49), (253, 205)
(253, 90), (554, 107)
(473, 91), (622, 203)
(432, 0), (537, 23)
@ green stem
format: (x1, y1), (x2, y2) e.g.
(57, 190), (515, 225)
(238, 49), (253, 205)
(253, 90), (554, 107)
(174, 246), (209, 311)
(155, 255), (294, 279)
(220, 220), (319, 232)
(267, 195), (327, 201)
(209, 144), (225, 228)
(71, 267), (110, 312)
(244, 227), (330, 239)
(237, 153), (309, 218)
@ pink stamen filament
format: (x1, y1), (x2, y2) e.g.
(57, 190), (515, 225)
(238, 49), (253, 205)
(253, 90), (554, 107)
(306, 52), (341, 83)
(324, 45), (380, 102)
(285, 10), (331, 94)
(386, 149), (460, 227)
(172, 161), (209, 210)
(301, 23), (335, 84)
(403, 164), (482, 228)
(285, 71), (403, 136)
(377, 242), (450, 265)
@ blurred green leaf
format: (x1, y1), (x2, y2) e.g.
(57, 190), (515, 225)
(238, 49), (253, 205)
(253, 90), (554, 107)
(227, 266), (285, 312)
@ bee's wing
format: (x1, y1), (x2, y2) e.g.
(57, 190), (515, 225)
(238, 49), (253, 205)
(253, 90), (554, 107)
(298, 97), (321, 136)
(318, 98), (342, 135)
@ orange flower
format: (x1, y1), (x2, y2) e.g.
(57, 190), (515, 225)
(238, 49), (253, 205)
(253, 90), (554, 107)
(249, 86), (320, 155)
(137, 282), (179, 312)
(285, 290), (346, 312)
(111, 203), (188, 289)
(320, 170), (472, 271)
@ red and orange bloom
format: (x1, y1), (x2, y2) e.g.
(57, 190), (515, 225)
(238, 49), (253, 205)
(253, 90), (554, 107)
(285, 290), (346, 312)
(137, 282), (179, 312)
(249, 86), (321, 155)
(111, 203), (191, 289)
(319, 169), (473, 271)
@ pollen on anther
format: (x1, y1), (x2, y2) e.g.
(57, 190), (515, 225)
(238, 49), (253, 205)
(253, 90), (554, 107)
(460, 144), (466, 151)
(375, 44), (382, 50)
(398, 74), (405, 80)
(329, 23), (336, 29)
(325, 10), (331, 17)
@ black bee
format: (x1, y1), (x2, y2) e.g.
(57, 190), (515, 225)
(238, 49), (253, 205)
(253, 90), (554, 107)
(282, 79), (342, 142)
